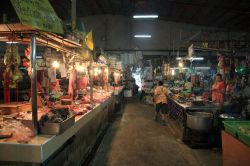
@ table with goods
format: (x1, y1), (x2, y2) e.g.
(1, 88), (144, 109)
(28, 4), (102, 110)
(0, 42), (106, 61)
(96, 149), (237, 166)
(0, 82), (123, 166)
(166, 80), (238, 148)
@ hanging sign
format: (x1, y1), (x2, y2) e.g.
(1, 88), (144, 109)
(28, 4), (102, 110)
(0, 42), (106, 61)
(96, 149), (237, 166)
(202, 42), (208, 48)
(11, 0), (64, 34)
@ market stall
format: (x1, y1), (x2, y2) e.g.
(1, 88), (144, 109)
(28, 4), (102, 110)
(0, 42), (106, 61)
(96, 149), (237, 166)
(0, 22), (123, 165)
(159, 53), (250, 148)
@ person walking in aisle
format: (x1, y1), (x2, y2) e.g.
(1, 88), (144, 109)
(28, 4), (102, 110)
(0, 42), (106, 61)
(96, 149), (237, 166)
(154, 80), (168, 125)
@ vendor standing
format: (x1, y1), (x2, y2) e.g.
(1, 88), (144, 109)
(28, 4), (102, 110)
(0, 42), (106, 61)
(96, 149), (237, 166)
(154, 80), (168, 126)
(212, 73), (226, 104)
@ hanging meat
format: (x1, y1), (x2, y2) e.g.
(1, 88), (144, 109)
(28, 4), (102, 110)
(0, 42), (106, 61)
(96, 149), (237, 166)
(3, 45), (23, 102)
(23, 46), (31, 70)
(68, 68), (77, 99)
(78, 76), (89, 90)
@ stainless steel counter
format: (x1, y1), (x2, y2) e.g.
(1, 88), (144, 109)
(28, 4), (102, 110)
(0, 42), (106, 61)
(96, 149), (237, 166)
(0, 96), (115, 164)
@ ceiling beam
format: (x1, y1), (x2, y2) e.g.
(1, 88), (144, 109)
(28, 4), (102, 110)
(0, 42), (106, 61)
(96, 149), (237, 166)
(107, 0), (114, 14)
(165, 0), (175, 19)
(176, 6), (187, 22)
(120, 0), (124, 14)
(162, 0), (250, 14)
(217, 13), (243, 27)
(207, 0), (241, 26)
(228, 16), (250, 31)
(189, 0), (209, 20)
(200, 0), (225, 26)
(94, 0), (106, 14)
(188, 0), (210, 25)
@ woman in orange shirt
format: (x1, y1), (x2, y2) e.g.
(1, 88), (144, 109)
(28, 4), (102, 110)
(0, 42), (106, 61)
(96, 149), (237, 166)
(212, 73), (226, 104)
(154, 81), (168, 125)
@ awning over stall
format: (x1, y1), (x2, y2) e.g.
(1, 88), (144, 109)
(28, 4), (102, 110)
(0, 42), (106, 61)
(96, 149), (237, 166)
(0, 23), (82, 54)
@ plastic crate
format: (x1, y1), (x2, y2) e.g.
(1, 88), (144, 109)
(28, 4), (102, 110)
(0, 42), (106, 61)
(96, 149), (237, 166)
(223, 121), (239, 137)
(237, 125), (250, 146)
(223, 121), (250, 141)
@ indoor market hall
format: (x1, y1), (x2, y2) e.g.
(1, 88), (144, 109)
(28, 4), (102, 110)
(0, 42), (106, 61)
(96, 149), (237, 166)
(0, 0), (250, 166)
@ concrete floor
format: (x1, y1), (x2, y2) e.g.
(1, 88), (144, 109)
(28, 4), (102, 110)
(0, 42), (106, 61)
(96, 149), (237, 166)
(90, 97), (222, 166)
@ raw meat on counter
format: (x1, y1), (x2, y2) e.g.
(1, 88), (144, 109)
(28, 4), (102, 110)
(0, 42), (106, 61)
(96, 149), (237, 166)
(81, 95), (91, 104)
(39, 108), (71, 125)
(68, 68), (77, 99)
(82, 90), (112, 104)
(69, 104), (93, 115)
(0, 120), (34, 143)
(16, 108), (50, 121)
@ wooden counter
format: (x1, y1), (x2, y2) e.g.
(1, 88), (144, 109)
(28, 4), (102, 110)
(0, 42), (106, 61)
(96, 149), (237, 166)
(0, 95), (116, 165)
(0, 102), (31, 114)
(222, 131), (250, 166)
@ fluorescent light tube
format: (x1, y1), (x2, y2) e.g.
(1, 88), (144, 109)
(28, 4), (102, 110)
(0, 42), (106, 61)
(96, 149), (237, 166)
(134, 35), (151, 38)
(176, 57), (204, 61)
(133, 15), (158, 19)
(170, 67), (188, 70)
(189, 57), (204, 60)
(6, 41), (18, 44)
(194, 67), (210, 70)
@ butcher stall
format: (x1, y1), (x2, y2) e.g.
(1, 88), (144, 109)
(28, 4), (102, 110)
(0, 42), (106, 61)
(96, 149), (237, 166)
(0, 23), (123, 165)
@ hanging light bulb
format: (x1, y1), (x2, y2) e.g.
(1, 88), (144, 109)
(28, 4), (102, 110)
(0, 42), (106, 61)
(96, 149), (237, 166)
(171, 69), (175, 76)
(178, 61), (184, 68)
(98, 68), (102, 74)
(52, 61), (60, 68)
(77, 65), (85, 72)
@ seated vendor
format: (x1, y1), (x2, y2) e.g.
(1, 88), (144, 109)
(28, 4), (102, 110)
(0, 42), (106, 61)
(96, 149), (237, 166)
(184, 77), (193, 90)
(192, 80), (204, 96)
(212, 73), (226, 104)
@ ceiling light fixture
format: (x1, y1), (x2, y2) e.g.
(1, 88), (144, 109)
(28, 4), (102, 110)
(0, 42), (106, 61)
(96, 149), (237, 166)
(133, 15), (158, 19)
(6, 41), (18, 44)
(176, 57), (204, 61)
(134, 35), (152, 38)
(52, 61), (60, 68)
(178, 61), (184, 68)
